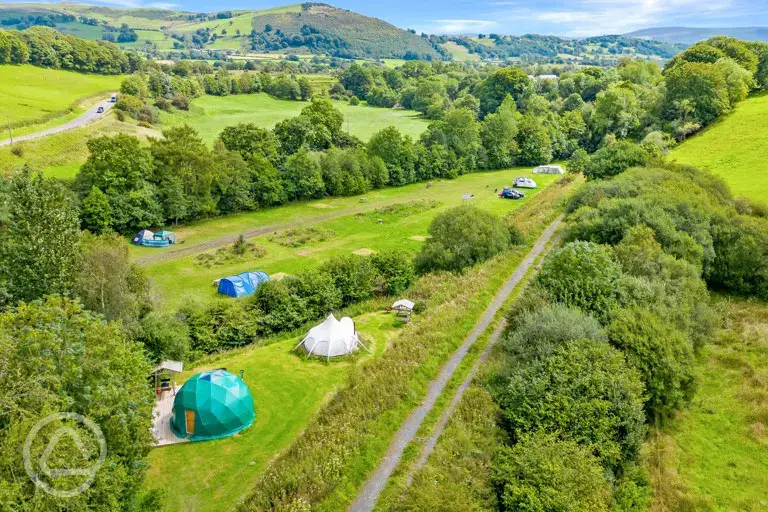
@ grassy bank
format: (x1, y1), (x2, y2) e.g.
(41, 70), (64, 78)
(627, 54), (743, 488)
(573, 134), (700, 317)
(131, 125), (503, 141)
(0, 64), (122, 136)
(645, 297), (768, 511)
(0, 113), (160, 178)
(670, 93), (768, 202)
(157, 93), (429, 143)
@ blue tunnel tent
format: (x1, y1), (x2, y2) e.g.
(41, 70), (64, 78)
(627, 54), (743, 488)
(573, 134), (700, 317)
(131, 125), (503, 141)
(132, 230), (155, 246)
(217, 271), (270, 298)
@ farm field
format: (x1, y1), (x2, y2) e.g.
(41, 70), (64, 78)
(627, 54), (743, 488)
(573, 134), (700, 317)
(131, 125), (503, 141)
(670, 93), (768, 201)
(441, 41), (481, 61)
(137, 170), (559, 309)
(157, 93), (429, 143)
(646, 298), (768, 510)
(0, 64), (122, 136)
(144, 309), (398, 512)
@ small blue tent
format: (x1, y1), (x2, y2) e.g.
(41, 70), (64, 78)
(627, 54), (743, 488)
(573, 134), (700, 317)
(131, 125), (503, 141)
(217, 271), (270, 298)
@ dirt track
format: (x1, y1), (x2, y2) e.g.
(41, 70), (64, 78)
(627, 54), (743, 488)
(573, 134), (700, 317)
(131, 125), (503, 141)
(348, 216), (563, 512)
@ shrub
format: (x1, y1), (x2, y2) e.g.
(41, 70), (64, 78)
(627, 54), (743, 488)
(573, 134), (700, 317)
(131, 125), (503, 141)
(709, 213), (768, 300)
(492, 432), (611, 512)
(416, 205), (510, 273)
(501, 304), (606, 362)
(370, 250), (415, 296)
(349, 95), (360, 105)
(321, 254), (377, 306)
(252, 278), (310, 334)
(495, 338), (646, 470)
(171, 94), (190, 110)
(536, 241), (622, 319)
(583, 141), (651, 180)
(137, 312), (191, 362)
(567, 147), (590, 174)
(607, 308), (696, 421)
(10, 145), (23, 157)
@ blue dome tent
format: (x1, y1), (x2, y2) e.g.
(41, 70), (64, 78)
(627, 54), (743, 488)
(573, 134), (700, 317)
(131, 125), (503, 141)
(217, 271), (270, 298)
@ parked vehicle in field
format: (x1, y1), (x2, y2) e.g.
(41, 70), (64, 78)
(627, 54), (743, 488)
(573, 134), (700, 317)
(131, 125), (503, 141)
(513, 177), (537, 189)
(499, 187), (525, 199)
(110, 94), (118, 102)
(97, 106), (104, 113)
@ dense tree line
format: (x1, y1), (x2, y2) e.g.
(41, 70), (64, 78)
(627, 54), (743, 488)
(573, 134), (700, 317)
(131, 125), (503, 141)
(0, 26), (143, 74)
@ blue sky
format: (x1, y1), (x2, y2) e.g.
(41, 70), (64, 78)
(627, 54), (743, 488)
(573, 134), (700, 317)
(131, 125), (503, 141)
(34, 0), (768, 36)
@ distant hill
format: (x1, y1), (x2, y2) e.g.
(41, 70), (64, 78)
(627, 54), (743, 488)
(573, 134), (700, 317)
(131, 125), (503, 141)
(437, 34), (686, 65)
(625, 27), (768, 44)
(0, 2), (443, 60)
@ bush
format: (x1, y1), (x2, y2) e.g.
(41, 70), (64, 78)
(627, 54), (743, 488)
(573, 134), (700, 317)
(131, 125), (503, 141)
(10, 145), (23, 157)
(416, 205), (510, 272)
(536, 241), (622, 319)
(492, 433), (611, 512)
(321, 254), (377, 306)
(349, 95), (360, 105)
(171, 94), (190, 110)
(567, 147), (590, 174)
(370, 250), (415, 296)
(495, 338), (646, 470)
(607, 308), (696, 421)
(137, 312), (191, 362)
(501, 304), (606, 362)
(583, 141), (651, 180)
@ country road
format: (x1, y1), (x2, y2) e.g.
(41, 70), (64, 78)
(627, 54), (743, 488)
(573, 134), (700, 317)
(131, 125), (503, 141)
(0, 93), (117, 147)
(348, 216), (563, 512)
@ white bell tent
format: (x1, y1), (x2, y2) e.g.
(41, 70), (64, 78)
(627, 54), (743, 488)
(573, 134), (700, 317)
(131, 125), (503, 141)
(295, 314), (368, 360)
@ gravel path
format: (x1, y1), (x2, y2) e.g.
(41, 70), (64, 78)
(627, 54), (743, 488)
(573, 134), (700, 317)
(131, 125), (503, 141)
(348, 216), (563, 512)
(0, 94), (116, 147)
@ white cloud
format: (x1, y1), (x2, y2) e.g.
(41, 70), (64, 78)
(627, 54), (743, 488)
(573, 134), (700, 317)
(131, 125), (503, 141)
(423, 19), (498, 34)
(146, 2), (178, 8)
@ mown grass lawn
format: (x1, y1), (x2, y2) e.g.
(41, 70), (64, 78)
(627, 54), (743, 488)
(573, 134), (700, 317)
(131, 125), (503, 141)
(138, 170), (558, 309)
(670, 93), (768, 202)
(157, 93), (429, 143)
(144, 309), (400, 512)
(0, 64), (122, 134)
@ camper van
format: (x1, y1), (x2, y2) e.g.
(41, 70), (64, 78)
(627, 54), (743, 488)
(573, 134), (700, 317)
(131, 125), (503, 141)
(111, 94), (118, 103)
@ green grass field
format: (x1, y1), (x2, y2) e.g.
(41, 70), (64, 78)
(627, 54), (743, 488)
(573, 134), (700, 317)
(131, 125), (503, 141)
(441, 41), (481, 62)
(0, 65), (122, 133)
(158, 93), (429, 143)
(670, 93), (768, 202)
(144, 309), (398, 512)
(647, 298), (768, 510)
(137, 170), (557, 309)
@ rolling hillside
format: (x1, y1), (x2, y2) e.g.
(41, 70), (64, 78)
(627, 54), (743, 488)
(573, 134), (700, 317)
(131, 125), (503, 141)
(670, 93), (768, 202)
(626, 26), (768, 44)
(0, 2), (442, 60)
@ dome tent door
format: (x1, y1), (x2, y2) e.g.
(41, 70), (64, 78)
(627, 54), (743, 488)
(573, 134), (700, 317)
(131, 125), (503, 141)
(185, 409), (195, 436)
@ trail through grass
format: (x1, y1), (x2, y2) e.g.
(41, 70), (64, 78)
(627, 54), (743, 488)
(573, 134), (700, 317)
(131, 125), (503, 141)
(670, 93), (768, 201)
(158, 93), (429, 143)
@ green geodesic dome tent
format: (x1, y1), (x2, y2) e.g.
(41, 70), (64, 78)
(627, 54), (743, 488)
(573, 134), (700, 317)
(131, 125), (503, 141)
(170, 369), (255, 442)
